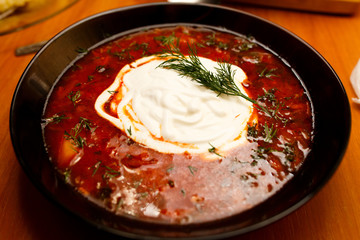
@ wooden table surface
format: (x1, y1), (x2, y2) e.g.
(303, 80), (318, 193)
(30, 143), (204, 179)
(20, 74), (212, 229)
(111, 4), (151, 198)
(0, 0), (359, 239)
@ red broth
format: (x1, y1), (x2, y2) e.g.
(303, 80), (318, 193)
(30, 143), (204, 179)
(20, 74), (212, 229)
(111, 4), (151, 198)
(42, 26), (313, 224)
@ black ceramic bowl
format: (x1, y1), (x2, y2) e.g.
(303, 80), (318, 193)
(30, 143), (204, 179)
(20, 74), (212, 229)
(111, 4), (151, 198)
(10, 3), (351, 239)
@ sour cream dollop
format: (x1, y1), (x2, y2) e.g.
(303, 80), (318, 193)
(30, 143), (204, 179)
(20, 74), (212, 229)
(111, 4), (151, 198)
(95, 55), (253, 156)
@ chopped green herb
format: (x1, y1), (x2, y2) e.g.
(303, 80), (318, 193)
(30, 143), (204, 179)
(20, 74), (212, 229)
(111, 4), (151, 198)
(283, 143), (295, 162)
(133, 179), (143, 188)
(96, 65), (106, 73)
(45, 114), (69, 124)
(208, 143), (222, 157)
(217, 41), (228, 50)
(64, 131), (86, 149)
(67, 90), (81, 106)
(133, 42), (150, 56)
(110, 48), (135, 61)
(154, 32), (178, 46)
(257, 88), (277, 103)
(98, 187), (112, 200)
(166, 165), (174, 173)
(268, 103), (288, 125)
(91, 160), (121, 180)
(138, 192), (149, 199)
(257, 89), (288, 124)
(251, 146), (274, 160)
(259, 67), (278, 79)
(63, 169), (71, 183)
(205, 33), (216, 46)
(247, 123), (258, 138)
(64, 117), (93, 149)
(103, 165), (121, 180)
(168, 179), (175, 188)
(92, 160), (102, 176)
(247, 172), (258, 179)
(240, 175), (249, 181)
(188, 165), (198, 175)
(180, 188), (186, 197)
(126, 126), (132, 136)
(238, 42), (255, 51)
(107, 90), (118, 94)
(115, 198), (124, 211)
(126, 138), (134, 145)
(72, 64), (82, 71)
(263, 123), (277, 143)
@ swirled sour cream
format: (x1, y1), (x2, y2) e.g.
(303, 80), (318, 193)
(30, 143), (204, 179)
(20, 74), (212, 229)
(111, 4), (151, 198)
(95, 55), (253, 156)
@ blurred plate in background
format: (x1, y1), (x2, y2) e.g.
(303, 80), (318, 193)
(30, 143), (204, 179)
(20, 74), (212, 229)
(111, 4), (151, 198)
(0, 0), (78, 35)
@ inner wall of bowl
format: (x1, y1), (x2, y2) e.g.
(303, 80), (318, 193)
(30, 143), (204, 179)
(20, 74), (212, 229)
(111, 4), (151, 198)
(11, 3), (350, 239)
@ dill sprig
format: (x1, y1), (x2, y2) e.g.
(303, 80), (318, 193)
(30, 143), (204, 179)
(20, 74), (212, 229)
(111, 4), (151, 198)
(158, 44), (272, 117)
(44, 113), (69, 124)
(64, 117), (93, 149)
(263, 123), (277, 142)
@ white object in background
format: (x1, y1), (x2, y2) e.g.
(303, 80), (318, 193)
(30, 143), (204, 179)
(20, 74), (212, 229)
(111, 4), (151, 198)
(350, 59), (360, 104)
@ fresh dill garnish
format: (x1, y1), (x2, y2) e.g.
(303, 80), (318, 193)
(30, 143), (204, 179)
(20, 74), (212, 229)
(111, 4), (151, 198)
(166, 165), (174, 173)
(208, 143), (222, 157)
(98, 187), (112, 200)
(110, 49), (133, 60)
(247, 172), (258, 179)
(45, 114), (69, 124)
(67, 90), (81, 106)
(158, 44), (272, 117)
(91, 160), (121, 180)
(103, 165), (121, 180)
(72, 64), (82, 71)
(205, 33), (217, 46)
(133, 179), (143, 188)
(238, 42), (255, 51)
(180, 188), (186, 197)
(259, 67), (278, 79)
(187, 165), (198, 175)
(91, 161), (101, 177)
(62, 169), (71, 183)
(247, 123), (258, 139)
(115, 198), (124, 211)
(257, 88), (277, 103)
(64, 117), (93, 149)
(251, 146), (273, 160)
(92, 160), (102, 176)
(168, 179), (175, 188)
(268, 103), (288, 124)
(250, 160), (258, 166)
(204, 32), (228, 50)
(126, 126), (132, 136)
(240, 175), (249, 181)
(107, 90), (118, 94)
(257, 88), (288, 124)
(96, 65), (106, 73)
(263, 123), (277, 143)
(283, 143), (295, 162)
(132, 42), (150, 56)
(154, 32), (178, 46)
(138, 192), (149, 199)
